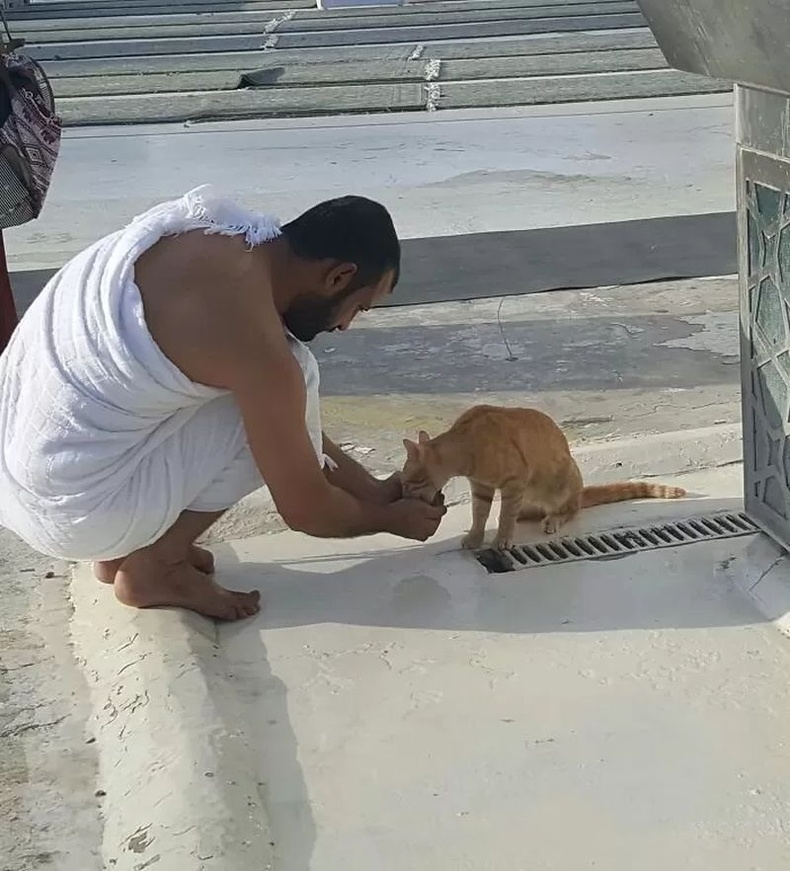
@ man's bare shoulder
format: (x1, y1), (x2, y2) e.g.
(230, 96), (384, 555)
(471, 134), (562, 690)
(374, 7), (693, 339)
(135, 230), (288, 388)
(135, 230), (260, 305)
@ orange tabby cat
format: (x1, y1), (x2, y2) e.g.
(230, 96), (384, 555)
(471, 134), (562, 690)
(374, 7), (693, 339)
(400, 405), (686, 550)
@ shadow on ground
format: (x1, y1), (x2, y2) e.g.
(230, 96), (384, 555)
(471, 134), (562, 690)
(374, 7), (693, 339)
(215, 495), (752, 637)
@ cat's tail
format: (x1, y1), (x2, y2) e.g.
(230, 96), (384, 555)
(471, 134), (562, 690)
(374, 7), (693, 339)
(581, 481), (686, 508)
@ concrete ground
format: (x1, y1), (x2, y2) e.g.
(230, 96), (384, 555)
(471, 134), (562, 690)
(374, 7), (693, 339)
(67, 462), (790, 870)
(0, 539), (102, 871)
(0, 78), (765, 871)
(0, 270), (746, 870)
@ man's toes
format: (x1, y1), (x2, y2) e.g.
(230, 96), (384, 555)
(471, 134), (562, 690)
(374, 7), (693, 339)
(94, 559), (123, 584)
(231, 590), (261, 618)
(226, 602), (258, 621)
(244, 599), (261, 617)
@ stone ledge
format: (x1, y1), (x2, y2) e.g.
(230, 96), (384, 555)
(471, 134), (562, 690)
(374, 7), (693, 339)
(69, 569), (274, 871)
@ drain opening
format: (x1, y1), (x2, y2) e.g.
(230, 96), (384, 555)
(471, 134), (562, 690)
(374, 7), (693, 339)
(475, 511), (760, 574)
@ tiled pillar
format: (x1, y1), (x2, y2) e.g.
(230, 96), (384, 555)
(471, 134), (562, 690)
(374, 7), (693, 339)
(737, 86), (790, 546)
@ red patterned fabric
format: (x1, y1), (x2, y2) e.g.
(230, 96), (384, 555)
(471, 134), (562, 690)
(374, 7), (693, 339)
(0, 54), (61, 229)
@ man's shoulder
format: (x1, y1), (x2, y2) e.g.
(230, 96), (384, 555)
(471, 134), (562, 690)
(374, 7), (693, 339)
(140, 231), (271, 307)
(154, 228), (252, 272)
(136, 231), (285, 385)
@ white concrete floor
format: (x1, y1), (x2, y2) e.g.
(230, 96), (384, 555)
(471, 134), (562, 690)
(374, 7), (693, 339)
(0, 86), (748, 871)
(211, 465), (790, 870)
(6, 94), (734, 270)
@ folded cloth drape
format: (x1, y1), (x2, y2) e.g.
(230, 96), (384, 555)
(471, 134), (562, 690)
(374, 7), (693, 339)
(0, 185), (326, 561)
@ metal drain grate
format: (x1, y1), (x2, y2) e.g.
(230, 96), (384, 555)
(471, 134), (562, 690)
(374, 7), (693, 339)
(475, 511), (760, 574)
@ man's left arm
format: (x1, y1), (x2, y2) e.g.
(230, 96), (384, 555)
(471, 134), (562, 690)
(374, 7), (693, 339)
(322, 434), (401, 504)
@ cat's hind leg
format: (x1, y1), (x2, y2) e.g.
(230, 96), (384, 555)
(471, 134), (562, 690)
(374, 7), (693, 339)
(517, 504), (544, 523)
(541, 495), (581, 536)
(461, 480), (494, 549)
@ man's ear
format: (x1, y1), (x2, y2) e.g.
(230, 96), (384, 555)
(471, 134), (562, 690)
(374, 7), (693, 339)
(418, 430), (431, 445)
(326, 261), (357, 293)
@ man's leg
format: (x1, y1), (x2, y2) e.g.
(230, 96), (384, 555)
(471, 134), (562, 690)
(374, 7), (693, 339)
(113, 508), (260, 621)
(91, 394), (265, 620)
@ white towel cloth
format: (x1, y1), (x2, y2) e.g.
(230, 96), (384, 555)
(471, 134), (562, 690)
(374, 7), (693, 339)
(0, 185), (327, 561)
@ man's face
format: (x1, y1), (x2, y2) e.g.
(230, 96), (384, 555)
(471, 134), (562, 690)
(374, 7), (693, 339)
(283, 269), (394, 342)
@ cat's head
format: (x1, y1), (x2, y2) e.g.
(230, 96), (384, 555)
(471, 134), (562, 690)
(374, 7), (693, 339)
(400, 430), (448, 503)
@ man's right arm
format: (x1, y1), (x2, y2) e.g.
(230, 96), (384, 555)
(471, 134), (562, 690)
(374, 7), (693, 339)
(207, 294), (444, 540)
(142, 246), (445, 541)
(231, 342), (391, 537)
(234, 346), (447, 539)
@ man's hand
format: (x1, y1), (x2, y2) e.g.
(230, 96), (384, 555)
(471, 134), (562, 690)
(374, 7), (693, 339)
(369, 472), (402, 504)
(382, 497), (446, 541)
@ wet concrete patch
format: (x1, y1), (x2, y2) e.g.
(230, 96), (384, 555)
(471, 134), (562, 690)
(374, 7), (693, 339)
(314, 310), (740, 396)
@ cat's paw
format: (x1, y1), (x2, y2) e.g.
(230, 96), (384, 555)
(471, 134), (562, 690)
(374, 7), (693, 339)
(461, 531), (484, 550)
(492, 535), (513, 551)
(541, 517), (558, 535)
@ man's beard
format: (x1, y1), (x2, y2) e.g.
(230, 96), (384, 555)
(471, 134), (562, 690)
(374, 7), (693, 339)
(282, 287), (357, 342)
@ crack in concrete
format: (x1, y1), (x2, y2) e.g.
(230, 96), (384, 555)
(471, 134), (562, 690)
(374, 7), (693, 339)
(749, 554), (785, 592)
(0, 715), (67, 738)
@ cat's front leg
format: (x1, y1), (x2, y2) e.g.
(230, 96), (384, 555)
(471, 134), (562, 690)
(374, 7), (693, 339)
(492, 482), (524, 550)
(461, 480), (494, 549)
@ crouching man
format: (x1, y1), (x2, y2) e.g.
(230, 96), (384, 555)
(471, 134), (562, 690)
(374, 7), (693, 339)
(0, 186), (445, 620)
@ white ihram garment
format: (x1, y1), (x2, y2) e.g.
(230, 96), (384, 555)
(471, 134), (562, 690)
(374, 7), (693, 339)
(0, 185), (326, 561)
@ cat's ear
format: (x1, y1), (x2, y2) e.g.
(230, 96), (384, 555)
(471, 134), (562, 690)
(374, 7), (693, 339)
(418, 430), (431, 445)
(403, 438), (420, 460)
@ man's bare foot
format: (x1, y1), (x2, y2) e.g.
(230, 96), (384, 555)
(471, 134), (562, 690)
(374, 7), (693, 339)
(94, 558), (123, 584)
(94, 544), (215, 585)
(188, 543), (215, 574)
(114, 552), (260, 621)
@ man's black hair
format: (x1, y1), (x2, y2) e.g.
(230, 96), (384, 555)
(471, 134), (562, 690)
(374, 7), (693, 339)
(281, 195), (400, 291)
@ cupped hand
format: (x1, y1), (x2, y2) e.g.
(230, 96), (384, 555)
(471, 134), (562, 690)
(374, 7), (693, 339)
(370, 472), (403, 504)
(385, 496), (447, 541)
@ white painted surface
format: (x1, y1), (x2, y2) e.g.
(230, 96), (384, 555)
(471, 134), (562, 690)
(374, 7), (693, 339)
(69, 580), (274, 871)
(209, 463), (790, 871)
(6, 94), (734, 270)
